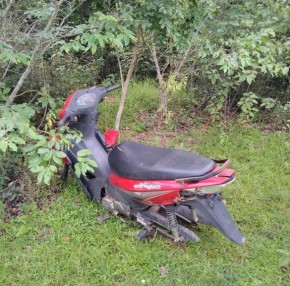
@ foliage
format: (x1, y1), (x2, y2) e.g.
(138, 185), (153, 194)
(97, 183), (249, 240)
(187, 0), (290, 118)
(74, 149), (98, 178)
(0, 152), (22, 192)
(0, 103), (79, 184)
(237, 92), (260, 120)
(0, 95), (98, 185)
(59, 11), (136, 54)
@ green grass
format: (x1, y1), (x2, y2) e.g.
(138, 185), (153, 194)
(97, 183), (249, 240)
(0, 125), (289, 285)
(98, 80), (159, 131)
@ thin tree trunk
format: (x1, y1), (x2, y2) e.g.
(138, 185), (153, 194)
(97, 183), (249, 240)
(173, 45), (192, 76)
(1, 0), (15, 20)
(150, 43), (168, 114)
(114, 26), (142, 130)
(5, 0), (65, 107)
(150, 43), (192, 115)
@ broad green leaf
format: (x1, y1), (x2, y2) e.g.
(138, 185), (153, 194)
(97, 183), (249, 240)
(77, 149), (91, 157)
(75, 164), (81, 177)
(31, 166), (45, 173)
(11, 136), (25, 145)
(37, 170), (45, 183)
(22, 144), (36, 153)
(55, 151), (66, 158)
(3, 87), (11, 95)
(91, 45), (97, 55)
(52, 155), (63, 165)
(37, 148), (49, 154)
(89, 160), (98, 168)
(43, 152), (53, 161)
(28, 129), (39, 140)
(8, 142), (17, 151)
(49, 165), (57, 172)
(0, 141), (8, 152)
(43, 172), (51, 185)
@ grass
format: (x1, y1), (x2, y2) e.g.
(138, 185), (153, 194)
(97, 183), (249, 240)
(0, 82), (290, 285)
(98, 80), (159, 131)
(0, 124), (289, 285)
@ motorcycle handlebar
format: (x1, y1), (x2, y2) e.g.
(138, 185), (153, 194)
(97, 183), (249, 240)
(58, 85), (119, 126)
(105, 84), (120, 93)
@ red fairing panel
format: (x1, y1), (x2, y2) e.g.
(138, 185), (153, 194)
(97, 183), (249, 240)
(110, 168), (235, 205)
(104, 130), (119, 147)
(59, 91), (77, 119)
(109, 168), (235, 192)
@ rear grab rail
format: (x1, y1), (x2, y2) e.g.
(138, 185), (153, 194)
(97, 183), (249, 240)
(175, 159), (231, 183)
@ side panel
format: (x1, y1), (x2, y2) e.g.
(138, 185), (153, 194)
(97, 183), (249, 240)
(109, 169), (235, 192)
(66, 138), (110, 202)
(105, 181), (148, 209)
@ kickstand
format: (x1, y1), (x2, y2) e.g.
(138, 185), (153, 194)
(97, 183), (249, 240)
(136, 226), (154, 241)
(61, 164), (69, 181)
(156, 227), (175, 241)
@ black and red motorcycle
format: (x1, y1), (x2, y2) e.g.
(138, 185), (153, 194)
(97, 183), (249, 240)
(58, 85), (244, 244)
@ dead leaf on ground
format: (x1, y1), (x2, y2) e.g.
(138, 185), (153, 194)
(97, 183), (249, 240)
(159, 266), (169, 276)
(63, 236), (70, 242)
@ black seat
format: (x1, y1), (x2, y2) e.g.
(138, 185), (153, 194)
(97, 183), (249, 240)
(108, 141), (215, 180)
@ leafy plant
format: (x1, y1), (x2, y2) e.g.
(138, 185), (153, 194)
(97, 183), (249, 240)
(0, 103), (93, 185)
(0, 87), (11, 102)
(74, 150), (98, 178)
(237, 92), (260, 120)
(260, 97), (277, 110)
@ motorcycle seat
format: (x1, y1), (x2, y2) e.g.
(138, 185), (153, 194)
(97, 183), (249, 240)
(108, 141), (215, 180)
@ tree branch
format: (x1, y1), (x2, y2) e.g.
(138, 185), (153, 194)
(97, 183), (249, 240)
(173, 45), (192, 76)
(150, 42), (168, 113)
(114, 26), (142, 130)
(1, 0), (15, 20)
(6, 0), (66, 106)
(116, 50), (124, 90)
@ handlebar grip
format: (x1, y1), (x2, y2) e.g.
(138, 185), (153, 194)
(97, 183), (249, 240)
(105, 84), (120, 93)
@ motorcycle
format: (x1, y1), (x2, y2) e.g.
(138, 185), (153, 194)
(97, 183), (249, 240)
(58, 85), (244, 244)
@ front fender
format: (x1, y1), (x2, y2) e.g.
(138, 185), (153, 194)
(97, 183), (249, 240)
(182, 194), (245, 244)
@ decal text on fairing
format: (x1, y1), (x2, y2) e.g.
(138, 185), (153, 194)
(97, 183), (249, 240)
(133, 183), (161, 190)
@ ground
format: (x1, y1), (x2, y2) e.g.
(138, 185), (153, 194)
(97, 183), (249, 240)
(0, 125), (289, 285)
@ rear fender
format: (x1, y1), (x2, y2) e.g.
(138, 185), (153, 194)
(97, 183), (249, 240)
(183, 194), (245, 244)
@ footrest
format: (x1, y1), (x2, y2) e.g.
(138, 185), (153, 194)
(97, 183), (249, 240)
(136, 227), (152, 240)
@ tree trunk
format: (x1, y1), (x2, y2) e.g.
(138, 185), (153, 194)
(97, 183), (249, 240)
(0, 0), (15, 20)
(114, 26), (142, 130)
(150, 43), (168, 115)
(150, 44), (192, 115)
(5, 0), (65, 107)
